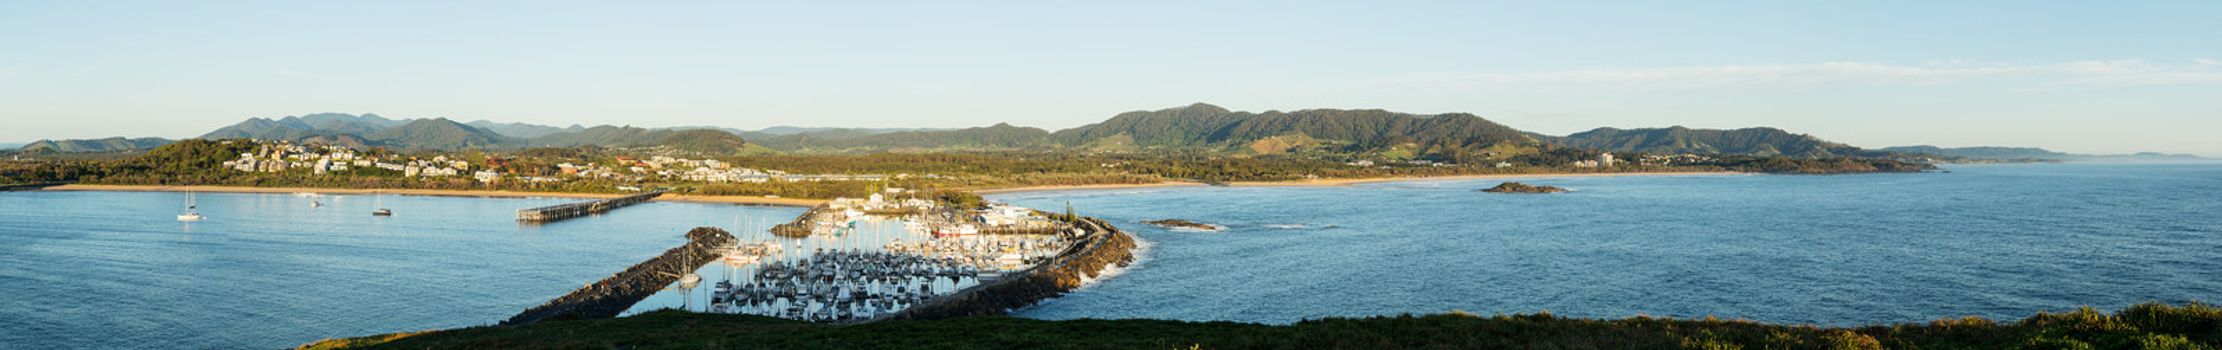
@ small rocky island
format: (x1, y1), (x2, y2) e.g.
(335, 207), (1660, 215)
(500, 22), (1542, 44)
(1143, 219), (1225, 232)
(1479, 182), (1568, 194)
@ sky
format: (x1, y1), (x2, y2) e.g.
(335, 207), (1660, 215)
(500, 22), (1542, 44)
(2, 1), (2218, 155)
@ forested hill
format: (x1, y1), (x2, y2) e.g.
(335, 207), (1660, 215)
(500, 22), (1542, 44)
(189, 113), (759, 155)
(744, 123), (1054, 151)
(732, 103), (1539, 156)
(17, 105), (2088, 161)
(15, 137), (175, 153)
(1050, 103), (1537, 154)
(1539, 126), (1865, 157)
(516, 126), (753, 154)
(1879, 145), (2075, 160)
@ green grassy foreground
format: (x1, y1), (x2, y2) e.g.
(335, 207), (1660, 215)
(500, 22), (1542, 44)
(305, 303), (2221, 350)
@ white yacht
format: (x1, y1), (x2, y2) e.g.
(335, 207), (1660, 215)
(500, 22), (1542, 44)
(176, 193), (204, 222)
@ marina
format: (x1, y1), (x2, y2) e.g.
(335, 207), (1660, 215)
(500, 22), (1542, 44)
(623, 193), (1130, 323)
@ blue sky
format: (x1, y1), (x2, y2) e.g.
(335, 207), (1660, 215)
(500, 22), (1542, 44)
(3, 1), (2217, 155)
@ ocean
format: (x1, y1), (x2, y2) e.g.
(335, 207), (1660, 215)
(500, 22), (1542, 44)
(0, 191), (800, 349)
(993, 163), (2222, 325)
(4, 163), (2217, 348)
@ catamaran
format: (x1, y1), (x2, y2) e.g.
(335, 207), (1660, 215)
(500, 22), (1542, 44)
(176, 193), (204, 222)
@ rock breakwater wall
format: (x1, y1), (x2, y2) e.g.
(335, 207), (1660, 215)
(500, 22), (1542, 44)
(501, 227), (734, 325)
(884, 217), (1137, 320)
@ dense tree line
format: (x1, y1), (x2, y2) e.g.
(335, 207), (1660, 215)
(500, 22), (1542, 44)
(2, 138), (1933, 198)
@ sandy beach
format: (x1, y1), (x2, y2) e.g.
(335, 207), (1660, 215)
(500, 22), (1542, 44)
(655, 194), (827, 206)
(43, 184), (824, 207)
(38, 171), (1740, 204)
(971, 181), (1210, 195)
(976, 171), (1747, 194)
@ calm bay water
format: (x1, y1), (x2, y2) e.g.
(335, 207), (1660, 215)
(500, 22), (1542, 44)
(0, 192), (800, 349)
(3, 163), (2216, 348)
(994, 163), (2222, 325)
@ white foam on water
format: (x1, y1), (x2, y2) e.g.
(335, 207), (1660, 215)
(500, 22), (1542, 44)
(1073, 234), (1152, 291)
(1164, 224), (1226, 233)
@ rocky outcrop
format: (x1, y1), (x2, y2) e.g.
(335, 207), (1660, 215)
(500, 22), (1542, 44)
(1480, 182), (1567, 194)
(1143, 219), (1223, 231)
(501, 227), (735, 325)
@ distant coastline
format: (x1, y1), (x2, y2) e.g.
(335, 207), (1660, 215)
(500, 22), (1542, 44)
(41, 171), (1750, 204)
(42, 184), (826, 207)
(974, 171), (1746, 195)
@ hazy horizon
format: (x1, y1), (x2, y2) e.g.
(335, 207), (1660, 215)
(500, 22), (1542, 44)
(4, 1), (2218, 156)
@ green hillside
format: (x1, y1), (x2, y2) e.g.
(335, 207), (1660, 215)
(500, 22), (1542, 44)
(1049, 103), (1536, 155)
(1543, 126), (1863, 157)
(748, 123), (1053, 152)
(16, 137), (175, 153)
(1881, 145), (2076, 160)
(367, 119), (509, 150)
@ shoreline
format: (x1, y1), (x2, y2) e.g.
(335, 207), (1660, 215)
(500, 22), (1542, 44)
(971, 181), (1209, 195)
(977, 171), (1748, 195)
(35, 171), (1741, 204)
(42, 184), (825, 207)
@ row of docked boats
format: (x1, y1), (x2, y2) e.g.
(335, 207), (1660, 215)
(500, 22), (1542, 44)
(704, 249), (985, 323)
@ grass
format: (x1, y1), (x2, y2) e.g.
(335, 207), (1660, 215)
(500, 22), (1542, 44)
(303, 303), (2222, 350)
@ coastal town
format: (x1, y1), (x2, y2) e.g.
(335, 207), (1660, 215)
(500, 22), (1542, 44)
(212, 139), (899, 190)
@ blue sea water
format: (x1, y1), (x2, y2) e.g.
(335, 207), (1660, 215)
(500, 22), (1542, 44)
(993, 163), (2222, 325)
(2, 163), (2216, 348)
(0, 192), (799, 349)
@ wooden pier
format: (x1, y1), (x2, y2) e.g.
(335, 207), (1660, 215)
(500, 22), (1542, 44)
(516, 190), (667, 222)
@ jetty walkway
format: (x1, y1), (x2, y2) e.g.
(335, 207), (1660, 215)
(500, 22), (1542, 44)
(516, 189), (666, 222)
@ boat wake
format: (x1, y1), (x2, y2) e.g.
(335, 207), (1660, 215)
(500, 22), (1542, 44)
(1164, 225), (1226, 233)
(1262, 223), (1337, 230)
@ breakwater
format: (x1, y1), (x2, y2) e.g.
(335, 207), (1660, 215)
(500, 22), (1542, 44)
(516, 190), (666, 222)
(769, 205), (824, 237)
(501, 226), (735, 325)
(882, 216), (1137, 320)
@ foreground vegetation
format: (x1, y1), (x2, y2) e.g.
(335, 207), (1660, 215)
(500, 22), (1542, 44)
(305, 303), (2220, 350)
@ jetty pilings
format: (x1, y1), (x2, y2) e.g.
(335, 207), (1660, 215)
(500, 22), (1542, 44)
(516, 190), (666, 222)
(501, 226), (735, 325)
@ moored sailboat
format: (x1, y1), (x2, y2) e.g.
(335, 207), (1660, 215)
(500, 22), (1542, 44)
(176, 193), (204, 222)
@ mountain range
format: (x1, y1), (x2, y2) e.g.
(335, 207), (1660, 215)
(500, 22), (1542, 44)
(1879, 146), (2074, 160)
(14, 137), (175, 153)
(182, 113), (758, 154)
(1881, 145), (2208, 162)
(1533, 126), (1876, 158)
(9, 104), (2200, 161)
